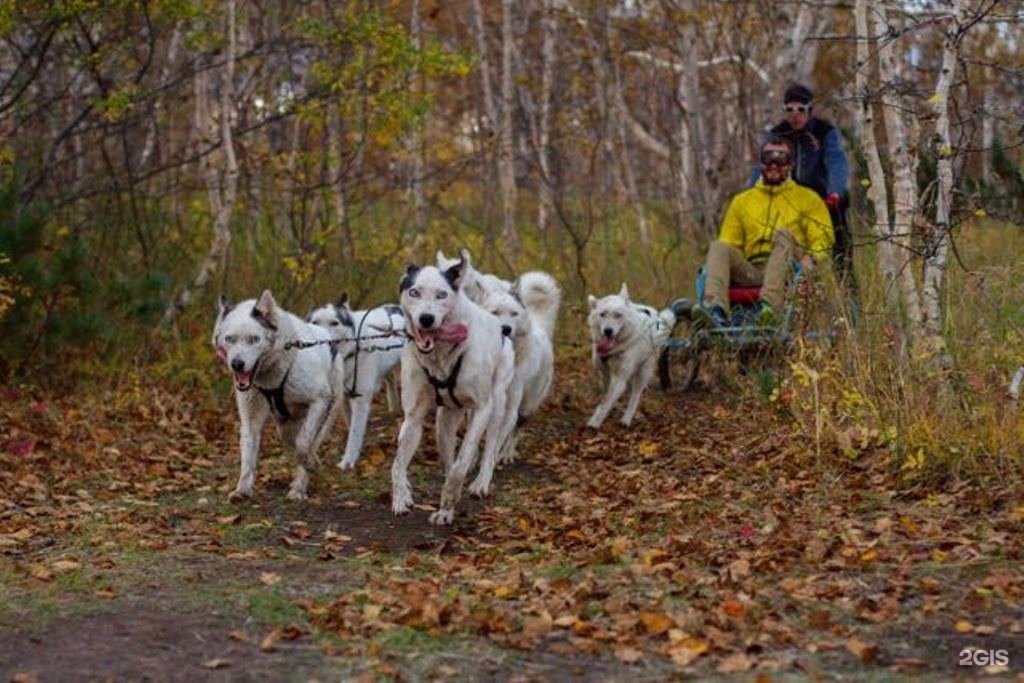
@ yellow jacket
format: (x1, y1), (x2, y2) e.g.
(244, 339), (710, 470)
(718, 179), (834, 263)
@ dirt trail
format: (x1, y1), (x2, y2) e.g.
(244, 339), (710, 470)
(0, 357), (1021, 680)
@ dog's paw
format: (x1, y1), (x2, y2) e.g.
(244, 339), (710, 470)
(467, 477), (491, 498)
(392, 488), (414, 515)
(585, 418), (603, 430)
(429, 509), (454, 525)
(227, 487), (252, 503)
(337, 454), (359, 470)
(619, 417), (634, 427)
(286, 487), (308, 502)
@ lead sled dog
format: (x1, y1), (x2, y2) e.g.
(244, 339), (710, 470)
(212, 290), (346, 501)
(586, 283), (675, 429)
(392, 256), (515, 525)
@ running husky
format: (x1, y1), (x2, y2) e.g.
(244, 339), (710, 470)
(212, 290), (346, 501)
(436, 248), (511, 305)
(307, 296), (406, 470)
(393, 256), (515, 525)
(586, 283), (675, 429)
(479, 271), (560, 476)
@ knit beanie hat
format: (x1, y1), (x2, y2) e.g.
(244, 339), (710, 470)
(783, 83), (813, 105)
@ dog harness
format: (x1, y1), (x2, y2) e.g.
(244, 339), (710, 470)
(258, 368), (292, 421)
(425, 353), (464, 409)
(343, 305), (405, 399)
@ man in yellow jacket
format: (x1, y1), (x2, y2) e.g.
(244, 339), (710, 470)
(694, 137), (834, 328)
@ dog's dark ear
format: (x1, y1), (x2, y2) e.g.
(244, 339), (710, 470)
(217, 294), (234, 320)
(510, 278), (524, 305)
(335, 292), (349, 309)
(399, 264), (421, 294)
(443, 253), (465, 291)
(252, 289), (279, 331)
(335, 304), (355, 328)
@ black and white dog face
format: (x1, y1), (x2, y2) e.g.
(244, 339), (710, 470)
(213, 290), (280, 391)
(399, 259), (467, 354)
(587, 283), (632, 356)
(482, 288), (526, 340)
(307, 294), (354, 341)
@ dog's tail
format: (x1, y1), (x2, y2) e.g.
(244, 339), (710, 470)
(516, 271), (561, 339)
(654, 306), (677, 347)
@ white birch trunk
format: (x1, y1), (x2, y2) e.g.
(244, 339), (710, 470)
(537, 0), (556, 235)
(408, 0), (428, 237)
(922, 0), (969, 352)
(853, 0), (898, 306)
(163, 1), (238, 325)
(875, 7), (924, 336)
(499, 0), (518, 257)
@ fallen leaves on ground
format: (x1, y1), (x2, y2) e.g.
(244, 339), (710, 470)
(0, 356), (1021, 676)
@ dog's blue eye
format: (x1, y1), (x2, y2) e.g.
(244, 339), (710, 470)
(409, 288), (421, 298)
(437, 291), (448, 300)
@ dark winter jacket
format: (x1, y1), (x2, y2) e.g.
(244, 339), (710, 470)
(750, 118), (849, 198)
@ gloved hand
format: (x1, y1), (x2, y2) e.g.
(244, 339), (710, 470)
(825, 193), (842, 211)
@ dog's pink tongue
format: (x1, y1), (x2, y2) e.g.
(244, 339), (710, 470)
(234, 370), (253, 388)
(436, 323), (468, 344)
(596, 337), (616, 356)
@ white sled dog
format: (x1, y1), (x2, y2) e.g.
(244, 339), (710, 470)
(393, 256), (515, 525)
(436, 248), (511, 305)
(479, 271), (560, 472)
(307, 296), (406, 469)
(586, 283), (675, 429)
(212, 290), (346, 501)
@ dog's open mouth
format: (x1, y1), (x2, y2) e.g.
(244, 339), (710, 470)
(596, 336), (616, 356)
(410, 323), (468, 353)
(233, 371), (254, 391)
(231, 360), (258, 391)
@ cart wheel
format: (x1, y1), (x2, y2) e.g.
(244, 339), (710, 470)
(659, 346), (700, 392)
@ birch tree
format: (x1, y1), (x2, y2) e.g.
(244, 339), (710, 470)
(853, 0), (898, 307)
(875, 5), (924, 337)
(499, 0), (518, 257)
(163, 1), (239, 325)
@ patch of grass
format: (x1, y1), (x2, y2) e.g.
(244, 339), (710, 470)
(248, 585), (308, 628)
(540, 562), (579, 580)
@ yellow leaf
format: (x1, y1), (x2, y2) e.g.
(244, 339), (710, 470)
(259, 572), (282, 586)
(954, 620), (974, 633)
(928, 92), (944, 104)
(974, 209), (987, 218)
(859, 178), (871, 187)
(639, 611), (673, 635)
(638, 440), (658, 456)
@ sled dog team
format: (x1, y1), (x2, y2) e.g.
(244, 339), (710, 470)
(212, 249), (675, 524)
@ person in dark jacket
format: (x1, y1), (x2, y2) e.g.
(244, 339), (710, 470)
(752, 83), (854, 291)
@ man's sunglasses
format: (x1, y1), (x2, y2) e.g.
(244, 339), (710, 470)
(760, 150), (792, 166)
(784, 104), (811, 114)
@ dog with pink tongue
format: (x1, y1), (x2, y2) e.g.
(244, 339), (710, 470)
(586, 283), (675, 429)
(392, 255), (515, 525)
